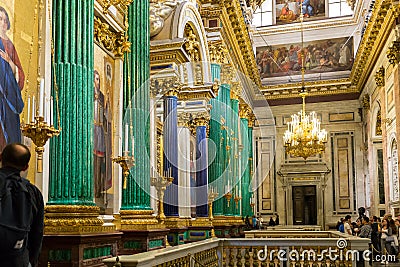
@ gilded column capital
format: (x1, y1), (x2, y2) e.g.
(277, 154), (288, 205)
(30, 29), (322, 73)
(151, 76), (182, 98)
(248, 112), (256, 128)
(362, 94), (370, 111)
(221, 64), (235, 85)
(387, 41), (400, 65)
(178, 112), (191, 128)
(208, 40), (228, 65)
(230, 82), (241, 100)
(239, 103), (250, 119)
(375, 67), (385, 87)
(189, 111), (210, 136)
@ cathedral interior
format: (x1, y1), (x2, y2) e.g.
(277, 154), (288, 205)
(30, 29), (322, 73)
(3, 0), (400, 266)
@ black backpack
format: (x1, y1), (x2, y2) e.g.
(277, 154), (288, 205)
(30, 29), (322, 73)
(0, 172), (35, 254)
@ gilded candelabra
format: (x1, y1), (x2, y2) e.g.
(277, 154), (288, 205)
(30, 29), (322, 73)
(224, 191), (232, 207)
(112, 152), (135, 189)
(21, 116), (60, 173)
(151, 173), (174, 223)
(208, 188), (218, 238)
(234, 194), (242, 209)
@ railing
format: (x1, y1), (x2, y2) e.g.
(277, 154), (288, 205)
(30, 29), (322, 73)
(103, 231), (369, 267)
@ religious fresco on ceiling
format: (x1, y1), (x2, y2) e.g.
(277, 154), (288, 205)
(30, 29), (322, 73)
(256, 37), (353, 79)
(0, 0), (39, 178)
(94, 45), (114, 214)
(276, 0), (326, 25)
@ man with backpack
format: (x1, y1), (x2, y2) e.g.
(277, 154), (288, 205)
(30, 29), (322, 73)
(0, 143), (44, 267)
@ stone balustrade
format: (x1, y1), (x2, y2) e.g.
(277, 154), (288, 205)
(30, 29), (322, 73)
(104, 231), (370, 267)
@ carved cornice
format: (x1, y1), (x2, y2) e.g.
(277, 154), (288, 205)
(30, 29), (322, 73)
(150, 0), (179, 37)
(221, 0), (261, 89)
(351, 0), (399, 90)
(261, 78), (355, 99)
(94, 16), (131, 57)
(150, 41), (189, 67)
(179, 85), (216, 101)
(387, 41), (400, 66)
(375, 67), (385, 87)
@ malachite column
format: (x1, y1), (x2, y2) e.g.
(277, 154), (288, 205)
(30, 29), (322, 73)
(163, 90), (179, 217)
(195, 116), (209, 217)
(48, 0), (95, 206)
(248, 115), (255, 217)
(121, 0), (151, 211)
(230, 96), (240, 216)
(239, 104), (251, 217)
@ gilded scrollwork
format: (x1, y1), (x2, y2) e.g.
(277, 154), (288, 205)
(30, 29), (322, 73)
(94, 16), (131, 57)
(150, 0), (179, 37)
(239, 103), (250, 119)
(150, 76), (182, 97)
(387, 41), (400, 66)
(375, 66), (385, 87)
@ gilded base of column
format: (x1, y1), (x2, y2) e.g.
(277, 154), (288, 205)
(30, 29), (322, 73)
(212, 215), (239, 226)
(190, 217), (212, 227)
(44, 205), (116, 234)
(119, 210), (162, 230)
(164, 216), (190, 229)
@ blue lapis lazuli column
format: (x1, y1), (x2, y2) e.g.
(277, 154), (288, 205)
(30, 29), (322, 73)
(196, 125), (208, 217)
(163, 94), (179, 217)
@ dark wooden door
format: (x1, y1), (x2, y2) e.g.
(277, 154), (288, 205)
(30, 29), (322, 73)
(292, 185), (317, 225)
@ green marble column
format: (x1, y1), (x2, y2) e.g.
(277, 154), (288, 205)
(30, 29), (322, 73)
(248, 116), (254, 217)
(230, 97), (240, 216)
(239, 106), (252, 217)
(48, 0), (95, 206)
(122, 0), (151, 211)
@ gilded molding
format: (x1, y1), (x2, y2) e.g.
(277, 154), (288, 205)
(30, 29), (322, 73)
(375, 67), (385, 87)
(94, 16), (131, 57)
(150, 0), (179, 37)
(44, 205), (115, 234)
(100, 0), (133, 14)
(387, 41), (400, 65)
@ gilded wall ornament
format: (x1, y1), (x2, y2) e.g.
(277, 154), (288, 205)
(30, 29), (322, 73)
(376, 108), (382, 136)
(184, 25), (201, 61)
(94, 17), (131, 57)
(100, 0), (133, 14)
(208, 41), (228, 64)
(346, 0), (356, 10)
(150, 0), (179, 37)
(362, 94), (370, 111)
(375, 67), (385, 87)
(387, 41), (400, 65)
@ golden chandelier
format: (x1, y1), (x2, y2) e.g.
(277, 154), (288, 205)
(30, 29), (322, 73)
(283, 87), (327, 160)
(283, 9), (327, 160)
